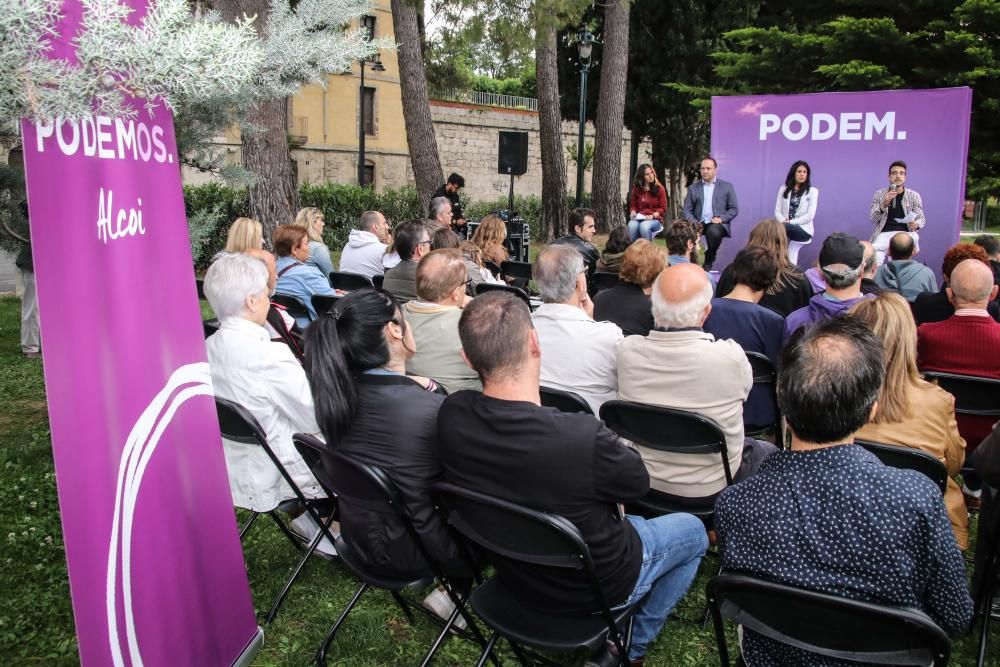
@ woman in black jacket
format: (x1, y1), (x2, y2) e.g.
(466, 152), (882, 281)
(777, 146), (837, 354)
(304, 289), (466, 582)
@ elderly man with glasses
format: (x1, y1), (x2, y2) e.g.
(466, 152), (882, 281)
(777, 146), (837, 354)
(382, 220), (431, 303)
(403, 248), (481, 394)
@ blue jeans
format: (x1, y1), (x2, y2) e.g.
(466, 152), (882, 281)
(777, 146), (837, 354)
(622, 513), (708, 659)
(628, 218), (664, 242)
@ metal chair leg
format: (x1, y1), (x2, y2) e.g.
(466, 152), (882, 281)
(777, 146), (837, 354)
(270, 510), (304, 551)
(392, 591), (417, 624)
(316, 582), (368, 666)
(418, 601), (463, 667)
(264, 528), (321, 624)
(239, 511), (260, 539)
(474, 633), (500, 667)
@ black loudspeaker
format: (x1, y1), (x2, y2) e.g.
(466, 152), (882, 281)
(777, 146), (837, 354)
(497, 131), (528, 176)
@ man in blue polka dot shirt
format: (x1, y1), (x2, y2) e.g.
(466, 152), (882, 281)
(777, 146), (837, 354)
(716, 316), (973, 665)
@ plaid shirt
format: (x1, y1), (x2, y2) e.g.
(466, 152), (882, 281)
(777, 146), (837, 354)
(869, 186), (925, 241)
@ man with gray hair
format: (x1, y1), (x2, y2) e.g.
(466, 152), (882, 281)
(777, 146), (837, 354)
(531, 244), (624, 414)
(340, 210), (393, 279)
(784, 232), (874, 339)
(617, 263), (775, 500)
(426, 196), (453, 235)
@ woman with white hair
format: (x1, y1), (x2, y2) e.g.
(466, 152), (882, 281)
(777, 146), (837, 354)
(204, 252), (333, 553)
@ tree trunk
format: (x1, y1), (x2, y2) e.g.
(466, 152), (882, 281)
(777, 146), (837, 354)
(391, 0), (443, 213)
(535, 23), (567, 242)
(590, 0), (629, 233)
(215, 0), (298, 243)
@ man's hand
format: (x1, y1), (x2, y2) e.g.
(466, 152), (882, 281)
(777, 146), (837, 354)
(454, 218), (466, 227)
(710, 216), (723, 225)
(882, 189), (897, 207)
(629, 210), (637, 218)
(579, 291), (595, 319)
(908, 222), (919, 232)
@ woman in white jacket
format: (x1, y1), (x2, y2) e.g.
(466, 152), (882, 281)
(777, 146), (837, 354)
(774, 160), (819, 265)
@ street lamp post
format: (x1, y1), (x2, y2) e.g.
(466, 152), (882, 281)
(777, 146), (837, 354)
(358, 15), (385, 187)
(575, 30), (595, 208)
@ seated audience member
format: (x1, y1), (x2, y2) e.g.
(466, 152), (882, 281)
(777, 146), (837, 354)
(470, 214), (509, 268)
(552, 208), (600, 275)
(617, 263), (777, 500)
(663, 219), (715, 287)
(273, 224), (335, 328)
(593, 239), (666, 336)
(716, 218), (813, 317)
(245, 248), (302, 356)
(532, 244), (624, 414)
(859, 240), (882, 295)
(596, 226), (631, 274)
(804, 263), (826, 293)
(460, 240), (499, 291)
(850, 293), (968, 549)
(204, 252), (330, 550)
(438, 292), (708, 666)
(912, 243), (1000, 325)
(426, 196), (453, 235)
(716, 316), (973, 665)
(305, 289), (469, 612)
(430, 227), (485, 295)
(382, 221), (431, 303)
(704, 247), (784, 433)
(784, 233), (873, 339)
(974, 234), (1000, 287)
(225, 216), (264, 253)
(918, 258), (1000, 449)
(873, 232), (937, 300)
(340, 210), (392, 279)
(294, 206), (335, 279)
(403, 249), (480, 394)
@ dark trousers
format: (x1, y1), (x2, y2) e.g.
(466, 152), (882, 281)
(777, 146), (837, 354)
(702, 223), (727, 266)
(783, 222), (813, 243)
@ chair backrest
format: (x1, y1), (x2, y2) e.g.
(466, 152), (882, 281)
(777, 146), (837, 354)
(272, 293), (311, 321)
(539, 386), (594, 416)
(329, 271), (374, 292)
(484, 260), (502, 278)
(311, 293), (340, 317)
(291, 433), (337, 498)
(500, 260), (533, 282)
(196, 278), (207, 300)
(372, 274), (384, 290)
(746, 351), (776, 385)
(854, 439), (948, 493)
(706, 573), (951, 666)
(589, 272), (622, 294)
(202, 319), (220, 339)
(922, 371), (1000, 417)
(475, 281), (531, 307)
(600, 400), (734, 484)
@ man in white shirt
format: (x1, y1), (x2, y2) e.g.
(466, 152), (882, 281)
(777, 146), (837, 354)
(203, 253), (332, 550)
(340, 210), (392, 278)
(531, 244), (623, 414)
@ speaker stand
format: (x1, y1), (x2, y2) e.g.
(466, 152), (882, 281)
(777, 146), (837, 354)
(507, 172), (515, 218)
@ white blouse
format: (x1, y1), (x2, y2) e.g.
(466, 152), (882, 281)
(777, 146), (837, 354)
(774, 185), (819, 238)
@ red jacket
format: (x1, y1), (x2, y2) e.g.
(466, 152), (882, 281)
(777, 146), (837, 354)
(630, 184), (667, 218)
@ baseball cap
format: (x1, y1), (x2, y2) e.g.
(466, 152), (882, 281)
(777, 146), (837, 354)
(819, 233), (864, 272)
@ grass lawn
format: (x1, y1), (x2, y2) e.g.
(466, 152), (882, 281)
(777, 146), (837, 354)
(0, 288), (996, 665)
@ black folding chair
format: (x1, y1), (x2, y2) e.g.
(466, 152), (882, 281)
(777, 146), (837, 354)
(435, 483), (638, 667)
(475, 282), (531, 308)
(196, 278), (207, 300)
(202, 319), (220, 339)
(272, 293), (312, 323)
(600, 400), (732, 526)
(922, 371), (1000, 418)
(373, 274), (384, 290)
(589, 272), (622, 294)
(311, 293), (339, 317)
(291, 437), (494, 667)
(329, 270), (374, 292)
(501, 260), (533, 283)
(539, 386), (594, 416)
(744, 352), (780, 439)
(484, 260), (502, 278)
(854, 439), (948, 493)
(215, 397), (335, 624)
(706, 573), (951, 666)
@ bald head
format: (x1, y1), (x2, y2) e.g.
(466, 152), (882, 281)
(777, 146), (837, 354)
(948, 258), (998, 308)
(244, 248), (277, 295)
(860, 241), (877, 278)
(651, 263), (714, 329)
(416, 248), (467, 303)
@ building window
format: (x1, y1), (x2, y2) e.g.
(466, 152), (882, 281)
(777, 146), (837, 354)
(361, 15), (376, 40)
(363, 161), (375, 188)
(363, 86), (376, 136)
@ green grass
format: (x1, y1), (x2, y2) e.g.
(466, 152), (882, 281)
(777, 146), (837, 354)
(0, 293), (995, 665)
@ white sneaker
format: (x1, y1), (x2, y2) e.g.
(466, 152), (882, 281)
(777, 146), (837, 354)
(423, 587), (467, 630)
(289, 512), (338, 558)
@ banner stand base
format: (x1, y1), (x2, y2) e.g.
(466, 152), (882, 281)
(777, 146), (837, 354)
(232, 627), (264, 667)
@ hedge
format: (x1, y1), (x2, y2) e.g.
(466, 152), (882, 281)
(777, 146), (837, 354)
(184, 182), (593, 267)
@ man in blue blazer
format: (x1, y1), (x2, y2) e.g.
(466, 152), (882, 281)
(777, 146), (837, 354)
(682, 157), (739, 271)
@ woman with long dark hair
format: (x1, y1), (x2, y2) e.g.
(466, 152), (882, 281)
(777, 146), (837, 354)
(774, 160), (819, 264)
(627, 163), (668, 241)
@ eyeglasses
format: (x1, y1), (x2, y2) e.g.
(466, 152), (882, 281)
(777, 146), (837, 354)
(417, 240), (431, 247)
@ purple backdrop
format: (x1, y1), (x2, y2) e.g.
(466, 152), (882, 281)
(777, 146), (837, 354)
(709, 88), (972, 277)
(21, 2), (259, 665)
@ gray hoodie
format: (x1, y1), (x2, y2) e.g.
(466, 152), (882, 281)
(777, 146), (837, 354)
(339, 229), (388, 279)
(874, 259), (938, 302)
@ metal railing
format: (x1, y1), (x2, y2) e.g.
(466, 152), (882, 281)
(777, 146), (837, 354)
(433, 89), (538, 112)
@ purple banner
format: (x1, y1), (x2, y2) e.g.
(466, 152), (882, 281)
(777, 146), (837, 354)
(710, 88), (972, 277)
(21, 2), (259, 665)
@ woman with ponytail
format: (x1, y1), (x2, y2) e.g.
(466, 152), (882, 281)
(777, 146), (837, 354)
(304, 289), (467, 584)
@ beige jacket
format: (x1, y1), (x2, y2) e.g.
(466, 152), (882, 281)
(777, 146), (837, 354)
(617, 329), (752, 497)
(403, 301), (482, 395)
(855, 380), (967, 549)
